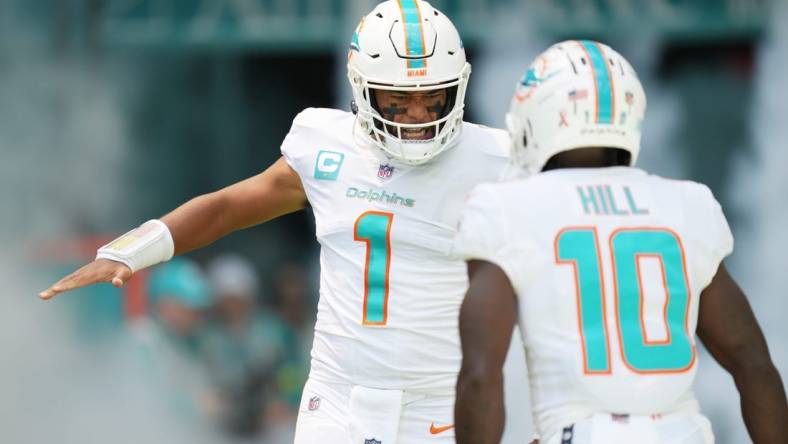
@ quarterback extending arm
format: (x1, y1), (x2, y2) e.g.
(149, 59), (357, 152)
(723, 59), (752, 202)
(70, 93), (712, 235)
(162, 157), (307, 254)
(696, 263), (788, 444)
(40, 157), (307, 300)
(455, 259), (518, 444)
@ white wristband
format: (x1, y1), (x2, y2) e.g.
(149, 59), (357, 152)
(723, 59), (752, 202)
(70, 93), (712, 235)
(96, 219), (175, 273)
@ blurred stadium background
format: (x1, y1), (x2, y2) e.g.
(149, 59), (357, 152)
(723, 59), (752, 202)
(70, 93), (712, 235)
(2, 0), (786, 443)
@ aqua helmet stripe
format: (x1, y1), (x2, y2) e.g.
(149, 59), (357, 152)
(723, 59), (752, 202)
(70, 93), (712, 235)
(579, 40), (615, 124)
(397, 0), (427, 69)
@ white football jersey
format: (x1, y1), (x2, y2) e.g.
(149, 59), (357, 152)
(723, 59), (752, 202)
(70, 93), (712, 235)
(281, 108), (509, 391)
(453, 167), (733, 440)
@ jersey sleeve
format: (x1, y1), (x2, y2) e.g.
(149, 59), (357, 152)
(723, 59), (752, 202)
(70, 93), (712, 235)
(279, 108), (318, 174)
(695, 184), (734, 285)
(707, 188), (734, 260)
(452, 184), (517, 277)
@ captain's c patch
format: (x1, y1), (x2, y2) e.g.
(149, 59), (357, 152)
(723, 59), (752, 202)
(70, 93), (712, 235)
(314, 150), (344, 180)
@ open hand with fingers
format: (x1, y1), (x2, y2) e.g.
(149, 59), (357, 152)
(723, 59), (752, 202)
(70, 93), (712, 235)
(40, 219), (175, 300)
(39, 259), (132, 300)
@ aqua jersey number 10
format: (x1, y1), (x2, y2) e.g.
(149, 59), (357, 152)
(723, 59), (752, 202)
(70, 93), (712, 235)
(556, 227), (696, 374)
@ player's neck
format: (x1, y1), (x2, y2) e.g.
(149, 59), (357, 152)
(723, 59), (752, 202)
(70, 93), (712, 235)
(543, 147), (630, 171)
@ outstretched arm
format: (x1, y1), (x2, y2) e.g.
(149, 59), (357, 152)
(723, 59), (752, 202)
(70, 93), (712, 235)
(40, 157), (307, 299)
(455, 259), (518, 444)
(696, 263), (787, 444)
(162, 157), (307, 255)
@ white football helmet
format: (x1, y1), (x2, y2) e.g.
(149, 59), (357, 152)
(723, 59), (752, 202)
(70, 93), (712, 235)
(347, 0), (470, 165)
(507, 40), (647, 174)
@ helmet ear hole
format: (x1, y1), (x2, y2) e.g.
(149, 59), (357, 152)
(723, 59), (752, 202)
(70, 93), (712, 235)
(524, 118), (533, 149)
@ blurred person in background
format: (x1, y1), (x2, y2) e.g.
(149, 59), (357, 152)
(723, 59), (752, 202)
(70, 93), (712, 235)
(270, 262), (314, 340)
(130, 257), (218, 426)
(453, 41), (787, 444)
(265, 262), (316, 427)
(202, 253), (292, 440)
(39, 1), (512, 442)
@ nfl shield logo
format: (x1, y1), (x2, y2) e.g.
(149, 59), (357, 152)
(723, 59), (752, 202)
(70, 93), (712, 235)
(307, 396), (320, 411)
(377, 163), (395, 180)
(364, 439), (381, 444)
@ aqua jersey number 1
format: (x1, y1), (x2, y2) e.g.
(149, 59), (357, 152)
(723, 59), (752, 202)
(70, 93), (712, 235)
(354, 211), (394, 326)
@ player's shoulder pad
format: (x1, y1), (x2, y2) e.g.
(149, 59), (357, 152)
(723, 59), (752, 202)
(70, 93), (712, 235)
(465, 179), (529, 213)
(291, 107), (352, 131)
(495, 172), (571, 213)
(454, 181), (518, 264)
(659, 176), (721, 209)
(685, 180), (714, 200)
(666, 178), (733, 265)
(511, 170), (559, 194)
(687, 181), (727, 221)
(656, 176), (730, 232)
(459, 121), (510, 159)
(282, 107), (353, 160)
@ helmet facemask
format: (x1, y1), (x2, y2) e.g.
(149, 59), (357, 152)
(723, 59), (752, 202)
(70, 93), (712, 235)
(349, 64), (469, 165)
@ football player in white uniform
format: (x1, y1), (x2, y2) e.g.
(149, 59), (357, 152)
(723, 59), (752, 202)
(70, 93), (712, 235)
(452, 41), (787, 444)
(40, 1), (510, 443)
